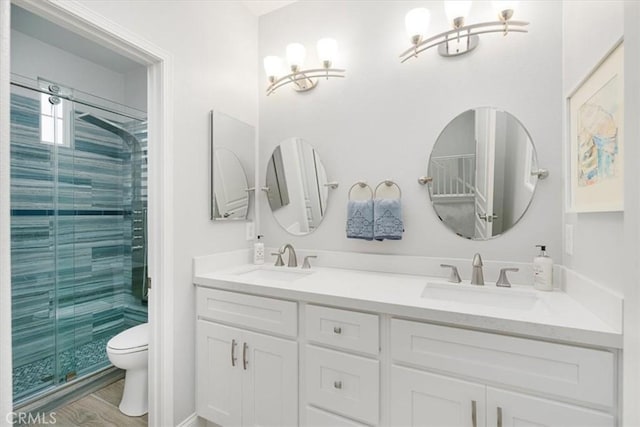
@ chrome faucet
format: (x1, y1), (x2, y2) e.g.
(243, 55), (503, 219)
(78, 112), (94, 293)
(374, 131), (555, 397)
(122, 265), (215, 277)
(279, 243), (298, 267)
(470, 253), (484, 286)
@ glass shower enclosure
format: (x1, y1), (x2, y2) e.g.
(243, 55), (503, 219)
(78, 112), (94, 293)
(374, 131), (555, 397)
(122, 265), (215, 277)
(10, 78), (148, 405)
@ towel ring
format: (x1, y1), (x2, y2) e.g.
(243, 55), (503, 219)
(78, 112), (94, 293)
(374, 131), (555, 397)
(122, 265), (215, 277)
(348, 181), (373, 200)
(374, 180), (402, 199)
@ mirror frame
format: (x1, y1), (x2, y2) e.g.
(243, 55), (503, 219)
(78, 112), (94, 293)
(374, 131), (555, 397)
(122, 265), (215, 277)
(427, 107), (540, 240)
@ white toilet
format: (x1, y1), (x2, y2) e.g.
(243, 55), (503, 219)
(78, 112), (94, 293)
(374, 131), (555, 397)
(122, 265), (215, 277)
(106, 323), (149, 416)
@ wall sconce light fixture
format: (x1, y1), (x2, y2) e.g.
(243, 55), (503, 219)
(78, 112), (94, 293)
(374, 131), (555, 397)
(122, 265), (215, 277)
(264, 38), (345, 96)
(399, 1), (528, 63)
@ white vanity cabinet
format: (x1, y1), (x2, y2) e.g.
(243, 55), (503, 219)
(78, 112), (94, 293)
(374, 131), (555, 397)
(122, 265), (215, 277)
(194, 285), (618, 427)
(390, 365), (487, 427)
(486, 388), (615, 427)
(196, 288), (298, 427)
(390, 318), (616, 427)
(304, 304), (380, 426)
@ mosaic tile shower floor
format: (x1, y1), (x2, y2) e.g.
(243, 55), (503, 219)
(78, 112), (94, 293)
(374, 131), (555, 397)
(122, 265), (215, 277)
(13, 337), (111, 400)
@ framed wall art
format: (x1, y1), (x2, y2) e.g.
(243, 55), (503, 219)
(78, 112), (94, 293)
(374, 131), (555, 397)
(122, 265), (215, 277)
(568, 42), (624, 212)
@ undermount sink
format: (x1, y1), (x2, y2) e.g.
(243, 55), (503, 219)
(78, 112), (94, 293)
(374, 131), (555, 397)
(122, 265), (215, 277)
(421, 282), (540, 310)
(234, 266), (313, 282)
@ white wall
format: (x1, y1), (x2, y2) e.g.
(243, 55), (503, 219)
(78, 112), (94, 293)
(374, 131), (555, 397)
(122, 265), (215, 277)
(73, 1), (258, 423)
(11, 29), (146, 111)
(11, 29), (126, 104)
(124, 66), (147, 112)
(258, 1), (563, 265)
(562, 1), (640, 424)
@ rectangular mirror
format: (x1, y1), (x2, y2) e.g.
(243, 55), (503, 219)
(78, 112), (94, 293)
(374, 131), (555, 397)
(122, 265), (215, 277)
(210, 110), (255, 221)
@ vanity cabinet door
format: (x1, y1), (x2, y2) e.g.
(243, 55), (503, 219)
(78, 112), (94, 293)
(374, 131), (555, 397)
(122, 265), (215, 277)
(241, 329), (298, 427)
(391, 365), (486, 427)
(486, 387), (614, 427)
(196, 321), (243, 426)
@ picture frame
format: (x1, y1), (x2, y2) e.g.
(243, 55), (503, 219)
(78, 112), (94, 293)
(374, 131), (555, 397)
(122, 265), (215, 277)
(567, 42), (624, 213)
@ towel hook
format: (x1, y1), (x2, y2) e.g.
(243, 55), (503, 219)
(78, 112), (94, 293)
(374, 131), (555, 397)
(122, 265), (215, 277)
(374, 180), (402, 199)
(348, 181), (373, 200)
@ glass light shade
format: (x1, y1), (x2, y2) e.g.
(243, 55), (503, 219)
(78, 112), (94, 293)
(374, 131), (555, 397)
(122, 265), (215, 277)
(286, 43), (306, 69)
(405, 8), (431, 38)
(263, 56), (283, 78)
(444, 1), (472, 26)
(317, 38), (338, 64)
(492, 0), (518, 18)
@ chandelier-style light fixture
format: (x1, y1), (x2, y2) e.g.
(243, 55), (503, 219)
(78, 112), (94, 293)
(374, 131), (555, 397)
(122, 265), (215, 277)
(263, 38), (345, 96)
(400, 1), (528, 63)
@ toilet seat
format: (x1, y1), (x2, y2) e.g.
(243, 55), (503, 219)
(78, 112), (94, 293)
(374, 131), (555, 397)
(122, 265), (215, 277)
(107, 323), (149, 353)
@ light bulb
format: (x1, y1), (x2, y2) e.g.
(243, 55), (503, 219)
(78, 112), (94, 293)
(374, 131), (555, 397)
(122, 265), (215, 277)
(317, 38), (338, 68)
(405, 8), (431, 44)
(492, 0), (518, 21)
(444, 1), (472, 28)
(263, 56), (283, 82)
(286, 43), (306, 72)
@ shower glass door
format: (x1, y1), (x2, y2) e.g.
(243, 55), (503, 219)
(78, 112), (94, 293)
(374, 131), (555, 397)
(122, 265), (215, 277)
(10, 81), (147, 404)
(11, 84), (60, 401)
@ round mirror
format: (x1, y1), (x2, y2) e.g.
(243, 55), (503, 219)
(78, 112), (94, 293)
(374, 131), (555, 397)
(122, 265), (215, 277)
(265, 138), (329, 235)
(212, 148), (249, 220)
(427, 108), (539, 240)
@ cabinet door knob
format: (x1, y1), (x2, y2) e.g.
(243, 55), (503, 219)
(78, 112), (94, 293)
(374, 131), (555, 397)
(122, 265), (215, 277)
(333, 326), (342, 334)
(242, 342), (248, 370)
(231, 339), (237, 367)
(497, 406), (503, 427)
(333, 380), (342, 389)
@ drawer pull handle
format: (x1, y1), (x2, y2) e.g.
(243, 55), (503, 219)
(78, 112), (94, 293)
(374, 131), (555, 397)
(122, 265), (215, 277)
(333, 326), (342, 334)
(334, 381), (342, 389)
(231, 339), (237, 367)
(471, 400), (477, 427)
(243, 342), (248, 370)
(497, 406), (502, 427)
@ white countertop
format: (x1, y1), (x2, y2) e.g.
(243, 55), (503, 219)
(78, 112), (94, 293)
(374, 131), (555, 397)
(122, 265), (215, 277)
(194, 257), (622, 349)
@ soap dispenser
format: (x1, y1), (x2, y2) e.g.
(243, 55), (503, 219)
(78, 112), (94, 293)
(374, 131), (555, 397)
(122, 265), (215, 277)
(253, 235), (264, 265)
(533, 245), (553, 291)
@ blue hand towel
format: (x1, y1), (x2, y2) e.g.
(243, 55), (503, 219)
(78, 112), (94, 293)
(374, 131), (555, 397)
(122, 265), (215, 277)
(346, 199), (374, 240)
(374, 198), (404, 241)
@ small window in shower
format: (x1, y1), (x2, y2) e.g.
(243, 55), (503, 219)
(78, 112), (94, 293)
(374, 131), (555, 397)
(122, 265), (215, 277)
(40, 93), (70, 147)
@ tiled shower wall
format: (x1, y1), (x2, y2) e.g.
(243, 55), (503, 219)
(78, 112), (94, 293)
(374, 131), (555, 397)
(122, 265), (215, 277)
(10, 92), (147, 402)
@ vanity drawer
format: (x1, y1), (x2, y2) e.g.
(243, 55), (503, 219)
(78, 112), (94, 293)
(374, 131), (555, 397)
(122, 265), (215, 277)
(305, 305), (379, 355)
(306, 345), (379, 425)
(196, 287), (297, 337)
(306, 406), (369, 427)
(391, 318), (615, 408)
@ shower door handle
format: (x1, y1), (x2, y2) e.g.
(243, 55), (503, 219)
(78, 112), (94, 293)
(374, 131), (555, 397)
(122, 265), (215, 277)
(48, 290), (55, 319)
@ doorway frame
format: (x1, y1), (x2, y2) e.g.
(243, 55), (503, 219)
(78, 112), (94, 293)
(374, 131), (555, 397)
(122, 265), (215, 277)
(0, 1), (175, 425)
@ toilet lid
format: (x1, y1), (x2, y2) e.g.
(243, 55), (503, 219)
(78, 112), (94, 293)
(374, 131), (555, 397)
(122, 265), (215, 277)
(107, 323), (149, 351)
